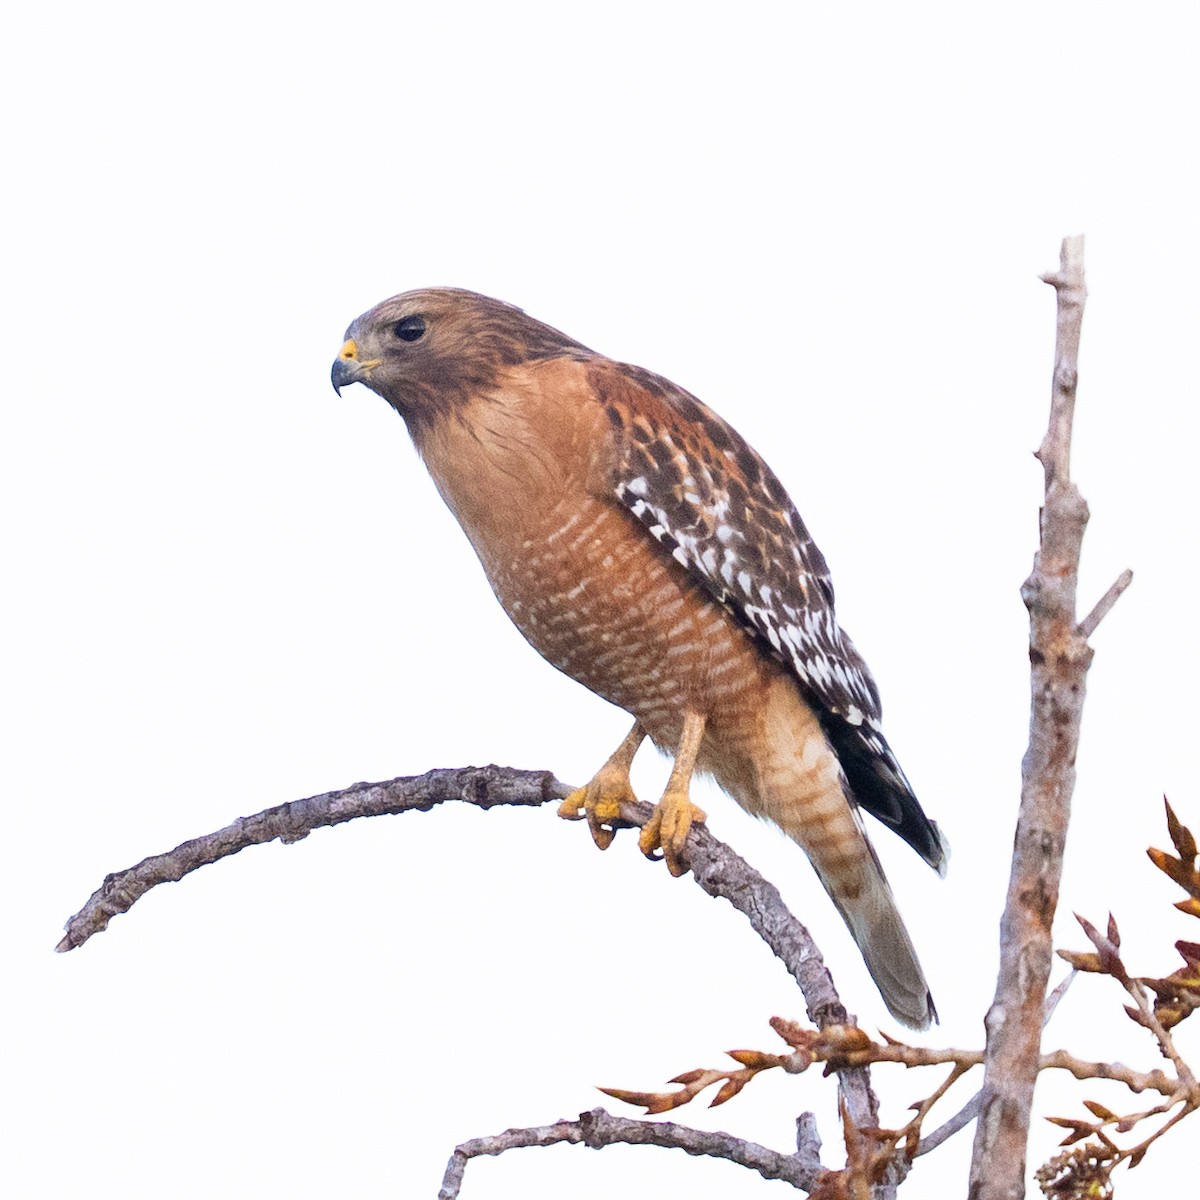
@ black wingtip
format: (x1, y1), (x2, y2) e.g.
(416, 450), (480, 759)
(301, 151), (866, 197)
(823, 720), (948, 872)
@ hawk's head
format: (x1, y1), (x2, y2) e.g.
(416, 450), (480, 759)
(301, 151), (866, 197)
(332, 288), (589, 427)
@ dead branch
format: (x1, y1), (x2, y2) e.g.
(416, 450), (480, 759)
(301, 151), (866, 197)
(58, 761), (881, 1172)
(436, 1106), (825, 1198)
(56, 766), (567, 952)
(1078, 568), (1133, 639)
(57, 769), (853, 1036)
(968, 235), (1131, 1200)
(600, 1017), (1184, 1118)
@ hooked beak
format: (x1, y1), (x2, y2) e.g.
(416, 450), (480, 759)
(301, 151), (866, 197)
(331, 338), (382, 395)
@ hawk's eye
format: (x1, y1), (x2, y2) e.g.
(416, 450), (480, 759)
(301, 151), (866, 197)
(393, 316), (426, 342)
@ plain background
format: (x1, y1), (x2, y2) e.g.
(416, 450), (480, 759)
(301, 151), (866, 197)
(4, 3), (1198, 1196)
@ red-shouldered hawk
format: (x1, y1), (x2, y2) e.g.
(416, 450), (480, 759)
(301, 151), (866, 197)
(331, 289), (947, 1028)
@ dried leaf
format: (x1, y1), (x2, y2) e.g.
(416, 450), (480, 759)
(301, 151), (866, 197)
(1083, 1100), (1117, 1122)
(1177, 940), (1200, 969)
(711, 1074), (749, 1107)
(1046, 1116), (1097, 1146)
(1147, 847), (1200, 900)
(1152, 1001), (1190, 1031)
(1143, 975), (1200, 1003)
(1165, 798), (1197, 863)
(1075, 914), (1128, 981)
(725, 1049), (777, 1068)
(598, 1086), (661, 1109)
(1106, 913), (1121, 950)
(1123, 1003), (1149, 1028)
(1057, 949), (1105, 973)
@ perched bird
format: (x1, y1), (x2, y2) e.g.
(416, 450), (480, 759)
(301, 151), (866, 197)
(331, 289), (947, 1028)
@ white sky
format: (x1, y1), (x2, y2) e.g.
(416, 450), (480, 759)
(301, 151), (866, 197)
(4, 3), (1199, 1197)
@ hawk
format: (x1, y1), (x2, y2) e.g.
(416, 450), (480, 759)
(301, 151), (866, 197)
(331, 289), (947, 1028)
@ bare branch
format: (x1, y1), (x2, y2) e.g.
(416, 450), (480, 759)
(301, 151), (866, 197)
(917, 1006), (1084, 1166)
(57, 766), (569, 952)
(1078, 568), (1134, 639)
(1037, 1049), (1177, 1096)
(918, 1091), (981, 1158)
(60, 762), (883, 1161)
(1117, 973), (1197, 1089)
(918, 969), (1075, 1158)
(1036, 237), (1088, 486)
(58, 771), (848, 1032)
(796, 1112), (823, 1162)
(979, 239), (1097, 1196)
(969, 235), (1112, 1200)
(436, 1107), (824, 1198)
(61, 759), (882, 1112)
(1044, 968), (1078, 1021)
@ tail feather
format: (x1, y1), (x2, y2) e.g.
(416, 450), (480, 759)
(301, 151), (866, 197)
(818, 833), (936, 1029)
(712, 675), (936, 1029)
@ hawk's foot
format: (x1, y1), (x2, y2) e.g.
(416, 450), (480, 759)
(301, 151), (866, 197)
(639, 785), (707, 877)
(558, 723), (645, 851)
(558, 766), (639, 851)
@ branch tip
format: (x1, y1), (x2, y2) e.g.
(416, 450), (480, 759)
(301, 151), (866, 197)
(1078, 568), (1134, 639)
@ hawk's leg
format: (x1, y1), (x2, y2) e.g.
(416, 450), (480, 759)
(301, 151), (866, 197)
(558, 721), (645, 851)
(639, 710), (708, 877)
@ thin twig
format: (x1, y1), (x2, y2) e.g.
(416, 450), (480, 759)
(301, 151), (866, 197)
(919, 968), (1077, 1158)
(1037, 1049), (1176, 1095)
(57, 766), (569, 951)
(1078, 567), (1134, 639)
(918, 1091), (982, 1158)
(1044, 969), (1077, 1022)
(1119, 974), (1198, 1090)
(602, 1015), (1184, 1128)
(436, 1107), (824, 1198)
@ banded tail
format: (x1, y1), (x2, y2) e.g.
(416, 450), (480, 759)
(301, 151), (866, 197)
(713, 675), (938, 1029)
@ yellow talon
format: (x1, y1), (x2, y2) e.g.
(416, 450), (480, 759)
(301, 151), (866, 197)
(560, 713), (708, 874)
(558, 782), (629, 850)
(638, 786), (707, 876)
(637, 709), (708, 876)
(558, 722), (645, 851)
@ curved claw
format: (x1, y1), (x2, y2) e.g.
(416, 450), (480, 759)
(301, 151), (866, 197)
(558, 787), (625, 850)
(638, 787), (707, 877)
(557, 723), (645, 853)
